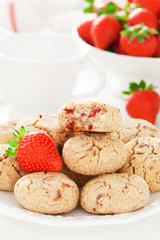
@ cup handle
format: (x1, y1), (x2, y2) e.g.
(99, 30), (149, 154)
(71, 59), (106, 100)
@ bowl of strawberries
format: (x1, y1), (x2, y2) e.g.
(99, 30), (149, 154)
(76, 0), (160, 94)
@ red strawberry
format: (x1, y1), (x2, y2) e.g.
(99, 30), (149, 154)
(6, 127), (63, 173)
(91, 14), (122, 49)
(155, 34), (160, 57)
(113, 42), (126, 54)
(130, 0), (160, 17)
(120, 24), (158, 57)
(77, 17), (96, 45)
(123, 80), (160, 124)
(128, 8), (158, 29)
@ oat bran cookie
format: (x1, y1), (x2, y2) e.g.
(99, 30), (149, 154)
(81, 173), (149, 214)
(117, 118), (160, 144)
(119, 137), (160, 192)
(0, 144), (26, 191)
(16, 114), (74, 152)
(58, 101), (122, 132)
(0, 120), (18, 144)
(62, 133), (128, 175)
(14, 172), (79, 214)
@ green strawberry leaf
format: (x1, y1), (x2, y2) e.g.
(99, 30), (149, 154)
(139, 80), (146, 89)
(84, 6), (93, 13)
(122, 91), (131, 95)
(13, 128), (20, 135)
(137, 35), (145, 43)
(85, 0), (94, 3)
(106, 2), (118, 13)
(6, 147), (16, 156)
(84, 0), (94, 13)
(148, 29), (158, 35)
(8, 140), (18, 148)
(20, 126), (25, 138)
(122, 80), (158, 96)
(98, 10), (105, 16)
(12, 132), (21, 142)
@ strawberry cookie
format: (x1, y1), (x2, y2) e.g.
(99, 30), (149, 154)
(117, 118), (160, 144)
(81, 174), (149, 214)
(62, 133), (128, 175)
(14, 172), (79, 214)
(119, 137), (160, 192)
(15, 114), (74, 152)
(58, 101), (122, 132)
(0, 120), (18, 144)
(0, 144), (26, 191)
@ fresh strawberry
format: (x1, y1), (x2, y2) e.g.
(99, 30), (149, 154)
(115, 3), (139, 23)
(122, 80), (160, 124)
(130, 0), (160, 17)
(113, 42), (126, 54)
(128, 8), (158, 29)
(91, 14), (122, 49)
(6, 127), (63, 173)
(120, 24), (158, 57)
(155, 34), (160, 57)
(77, 17), (96, 45)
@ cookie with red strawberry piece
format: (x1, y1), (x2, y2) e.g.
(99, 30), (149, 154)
(128, 8), (158, 29)
(122, 80), (160, 124)
(91, 14), (122, 49)
(0, 120), (18, 144)
(120, 24), (158, 57)
(6, 126), (63, 173)
(0, 144), (26, 191)
(58, 100), (122, 132)
(14, 172), (79, 214)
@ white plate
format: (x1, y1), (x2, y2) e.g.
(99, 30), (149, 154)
(0, 191), (160, 227)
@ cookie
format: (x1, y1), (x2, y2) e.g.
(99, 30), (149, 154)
(58, 101), (122, 132)
(14, 172), (79, 214)
(0, 144), (26, 191)
(62, 133), (128, 175)
(16, 114), (74, 152)
(80, 173), (149, 214)
(61, 163), (94, 188)
(117, 118), (160, 144)
(119, 137), (160, 192)
(0, 120), (18, 144)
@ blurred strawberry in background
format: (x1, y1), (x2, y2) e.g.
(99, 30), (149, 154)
(123, 80), (160, 124)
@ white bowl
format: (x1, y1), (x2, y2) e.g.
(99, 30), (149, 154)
(74, 30), (160, 95)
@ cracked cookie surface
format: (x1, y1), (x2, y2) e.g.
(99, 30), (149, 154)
(0, 120), (18, 144)
(58, 101), (122, 132)
(15, 114), (74, 153)
(0, 144), (26, 191)
(80, 173), (149, 214)
(62, 133), (128, 175)
(119, 137), (160, 192)
(14, 172), (79, 214)
(117, 119), (160, 144)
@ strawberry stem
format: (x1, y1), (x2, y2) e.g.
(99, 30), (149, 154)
(6, 126), (28, 156)
(121, 24), (158, 43)
(122, 80), (157, 95)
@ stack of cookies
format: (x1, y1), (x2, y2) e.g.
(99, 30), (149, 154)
(0, 100), (160, 215)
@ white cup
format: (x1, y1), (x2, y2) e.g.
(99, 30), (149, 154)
(0, 33), (105, 117)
